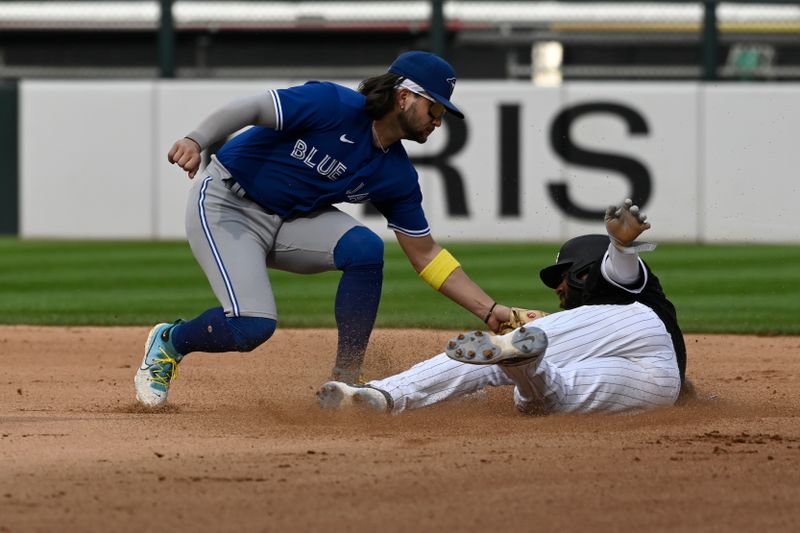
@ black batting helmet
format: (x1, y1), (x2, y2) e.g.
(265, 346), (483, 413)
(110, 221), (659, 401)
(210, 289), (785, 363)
(539, 235), (611, 289)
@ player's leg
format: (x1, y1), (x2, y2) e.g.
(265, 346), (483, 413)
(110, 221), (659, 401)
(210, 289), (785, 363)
(500, 304), (682, 414)
(440, 324), (555, 414)
(318, 352), (513, 413)
(180, 173), (281, 349)
(135, 172), (279, 407)
(319, 323), (546, 414)
(268, 208), (383, 384)
(506, 352), (680, 414)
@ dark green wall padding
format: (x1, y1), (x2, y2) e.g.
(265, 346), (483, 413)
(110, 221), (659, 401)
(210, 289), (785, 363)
(0, 82), (18, 235)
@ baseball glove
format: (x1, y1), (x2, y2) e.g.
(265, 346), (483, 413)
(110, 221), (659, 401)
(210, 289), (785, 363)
(497, 307), (549, 335)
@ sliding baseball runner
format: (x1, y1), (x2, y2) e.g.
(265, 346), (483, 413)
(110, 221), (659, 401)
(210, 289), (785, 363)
(318, 199), (687, 415)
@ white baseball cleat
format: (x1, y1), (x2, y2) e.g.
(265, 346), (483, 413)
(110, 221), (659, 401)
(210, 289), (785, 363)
(317, 381), (390, 412)
(445, 326), (548, 366)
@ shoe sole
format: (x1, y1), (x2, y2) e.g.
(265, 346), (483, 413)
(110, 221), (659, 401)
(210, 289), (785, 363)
(444, 326), (548, 366)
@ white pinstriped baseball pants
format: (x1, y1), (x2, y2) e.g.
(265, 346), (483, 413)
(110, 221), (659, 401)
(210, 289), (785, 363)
(369, 302), (681, 415)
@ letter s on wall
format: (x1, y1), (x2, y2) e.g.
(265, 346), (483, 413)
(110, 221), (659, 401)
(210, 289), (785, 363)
(548, 102), (652, 220)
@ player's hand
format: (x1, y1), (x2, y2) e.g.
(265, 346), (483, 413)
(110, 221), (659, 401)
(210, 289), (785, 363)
(604, 198), (650, 249)
(167, 137), (202, 179)
(495, 307), (550, 335)
(484, 303), (511, 334)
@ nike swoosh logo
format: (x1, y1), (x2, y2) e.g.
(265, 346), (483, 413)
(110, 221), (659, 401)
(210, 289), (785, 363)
(339, 134), (355, 144)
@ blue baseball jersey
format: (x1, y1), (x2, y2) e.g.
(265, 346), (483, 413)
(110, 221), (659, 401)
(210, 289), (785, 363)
(215, 81), (430, 237)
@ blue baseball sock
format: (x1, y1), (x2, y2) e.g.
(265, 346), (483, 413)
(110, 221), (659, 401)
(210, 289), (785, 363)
(333, 227), (384, 372)
(169, 307), (276, 356)
(334, 267), (383, 369)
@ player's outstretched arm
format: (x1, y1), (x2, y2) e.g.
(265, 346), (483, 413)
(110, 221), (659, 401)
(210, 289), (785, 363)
(394, 232), (511, 332)
(603, 199), (654, 285)
(167, 94), (278, 179)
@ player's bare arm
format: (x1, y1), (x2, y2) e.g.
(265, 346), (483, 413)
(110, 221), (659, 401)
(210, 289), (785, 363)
(167, 94), (278, 179)
(394, 232), (510, 332)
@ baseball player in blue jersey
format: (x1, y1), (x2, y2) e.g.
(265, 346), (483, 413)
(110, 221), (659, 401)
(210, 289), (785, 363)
(135, 51), (513, 408)
(318, 200), (689, 415)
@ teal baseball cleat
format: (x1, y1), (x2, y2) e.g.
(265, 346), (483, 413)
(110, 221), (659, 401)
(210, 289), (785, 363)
(134, 323), (183, 408)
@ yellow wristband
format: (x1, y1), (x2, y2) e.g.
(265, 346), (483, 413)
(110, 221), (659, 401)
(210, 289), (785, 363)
(419, 249), (461, 291)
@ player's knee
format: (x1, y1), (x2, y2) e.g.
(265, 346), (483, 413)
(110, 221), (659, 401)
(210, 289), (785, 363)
(333, 226), (384, 271)
(227, 316), (277, 352)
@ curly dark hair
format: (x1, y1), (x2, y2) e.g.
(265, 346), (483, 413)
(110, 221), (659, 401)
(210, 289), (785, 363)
(358, 72), (403, 120)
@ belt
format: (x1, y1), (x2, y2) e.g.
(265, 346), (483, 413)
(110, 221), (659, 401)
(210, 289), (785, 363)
(224, 177), (249, 200)
(207, 156), (277, 216)
(222, 177), (278, 216)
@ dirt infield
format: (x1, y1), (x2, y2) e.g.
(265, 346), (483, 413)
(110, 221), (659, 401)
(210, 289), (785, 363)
(1, 327), (799, 532)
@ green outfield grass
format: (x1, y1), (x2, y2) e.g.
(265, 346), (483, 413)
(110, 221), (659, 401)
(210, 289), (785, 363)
(0, 238), (798, 334)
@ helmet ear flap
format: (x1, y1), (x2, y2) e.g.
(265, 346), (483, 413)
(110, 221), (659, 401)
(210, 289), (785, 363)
(566, 263), (594, 290)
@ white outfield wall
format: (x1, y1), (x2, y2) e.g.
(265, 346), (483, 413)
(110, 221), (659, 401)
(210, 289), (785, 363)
(19, 80), (800, 243)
